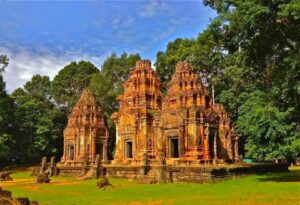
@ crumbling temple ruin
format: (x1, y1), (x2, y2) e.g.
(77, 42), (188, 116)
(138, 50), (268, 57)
(57, 89), (109, 175)
(111, 60), (239, 165)
(55, 60), (245, 182)
(103, 60), (241, 182)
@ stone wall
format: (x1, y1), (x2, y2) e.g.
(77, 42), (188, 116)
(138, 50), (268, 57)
(104, 163), (289, 183)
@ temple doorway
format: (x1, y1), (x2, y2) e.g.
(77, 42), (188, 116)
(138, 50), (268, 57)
(170, 137), (179, 158)
(68, 145), (74, 160)
(209, 133), (214, 159)
(96, 143), (104, 160)
(125, 140), (133, 158)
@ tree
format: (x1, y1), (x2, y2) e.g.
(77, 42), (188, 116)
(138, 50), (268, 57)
(12, 75), (67, 163)
(0, 55), (9, 73)
(155, 0), (300, 161)
(237, 91), (300, 161)
(202, 0), (300, 160)
(0, 54), (16, 167)
(90, 53), (140, 115)
(51, 61), (99, 111)
(155, 38), (195, 91)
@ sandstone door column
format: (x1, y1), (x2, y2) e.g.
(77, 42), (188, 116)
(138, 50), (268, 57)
(203, 124), (211, 160)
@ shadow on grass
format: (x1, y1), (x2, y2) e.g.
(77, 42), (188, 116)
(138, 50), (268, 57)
(257, 170), (300, 182)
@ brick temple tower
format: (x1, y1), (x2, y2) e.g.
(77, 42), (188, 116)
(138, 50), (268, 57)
(153, 61), (220, 162)
(111, 60), (163, 163)
(61, 89), (109, 164)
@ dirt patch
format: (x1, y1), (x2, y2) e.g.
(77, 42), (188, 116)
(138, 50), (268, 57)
(0, 178), (35, 187)
(51, 180), (83, 186)
(111, 199), (175, 205)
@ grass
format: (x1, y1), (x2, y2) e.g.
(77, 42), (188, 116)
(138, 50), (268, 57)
(1, 168), (300, 205)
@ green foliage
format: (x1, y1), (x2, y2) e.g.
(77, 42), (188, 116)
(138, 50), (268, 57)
(12, 75), (67, 163)
(0, 54), (9, 73)
(90, 52), (140, 115)
(205, 0), (300, 161)
(237, 91), (300, 161)
(1, 0), (299, 165)
(155, 0), (300, 161)
(51, 61), (99, 111)
(155, 38), (195, 91)
(0, 55), (16, 167)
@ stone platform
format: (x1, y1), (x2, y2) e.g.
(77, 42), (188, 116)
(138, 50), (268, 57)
(104, 162), (289, 183)
(33, 159), (289, 183)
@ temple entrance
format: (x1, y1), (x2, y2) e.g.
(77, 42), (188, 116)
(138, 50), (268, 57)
(125, 140), (133, 158)
(96, 143), (104, 160)
(209, 130), (218, 159)
(68, 145), (74, 160)
(170, 137), (179, 158)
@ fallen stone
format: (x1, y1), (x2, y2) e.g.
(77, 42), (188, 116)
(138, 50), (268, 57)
(96, 177), (110, 189)
(0, 171), (13, 181)
(36, 172), (51, 183)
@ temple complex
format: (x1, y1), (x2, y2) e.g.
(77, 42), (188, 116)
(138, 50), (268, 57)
(60, 88), (109, 166)
(111, 60), (239, 166)
(55, 60), (243, 181)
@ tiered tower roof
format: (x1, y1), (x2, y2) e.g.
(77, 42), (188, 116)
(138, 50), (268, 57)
(163, 61), (208, 109)
(65, 89), (106, 131)
(116, 60), (163, 112)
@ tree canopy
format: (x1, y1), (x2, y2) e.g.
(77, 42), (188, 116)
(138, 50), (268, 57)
(51, 61), (99, 111)
(12, 75), (67, 163)
(0, 0), (299, 167)
(90, 52), (141, 117)
(155, 0), (300, 161)
(0, 54), (16, 167)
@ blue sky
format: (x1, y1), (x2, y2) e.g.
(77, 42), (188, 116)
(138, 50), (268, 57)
(0, 0), (215, 92)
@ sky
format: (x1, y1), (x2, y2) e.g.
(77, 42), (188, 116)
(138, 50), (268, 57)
(0, 0), (216, 92)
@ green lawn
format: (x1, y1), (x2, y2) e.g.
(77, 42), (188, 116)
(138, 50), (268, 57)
(1, 168), (300, 205)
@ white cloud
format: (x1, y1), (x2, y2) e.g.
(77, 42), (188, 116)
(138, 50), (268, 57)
(111, 16), (134, 29)
(0, 46), (107, 93)
(139, 0), (169, 17)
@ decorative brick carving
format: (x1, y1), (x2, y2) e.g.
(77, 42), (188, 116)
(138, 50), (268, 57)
(61, 88), (109, 165)
(112, 60), (239, 164)
(111, 60), (163, 162)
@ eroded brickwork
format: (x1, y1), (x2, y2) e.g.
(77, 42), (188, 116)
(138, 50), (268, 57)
(111, 60), (163, 163)
(61, 89), (109, 165)
(112, 60), (239, 165)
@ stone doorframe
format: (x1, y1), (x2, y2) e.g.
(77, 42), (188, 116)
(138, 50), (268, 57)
(124, 140), (133, 159)
(168, 136), (180, 158)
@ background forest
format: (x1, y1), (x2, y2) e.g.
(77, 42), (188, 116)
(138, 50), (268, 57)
(0, 0), (299, 168)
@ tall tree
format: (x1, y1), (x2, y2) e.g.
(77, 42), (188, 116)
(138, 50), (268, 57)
(12, 75), (67, 163)
(203, 0), (300, 161)
(237, 91), (300, 161)
(51, 61), (99, 111)
(155, 0), (300, 161)
(155, 38), (195, 91)
(90, 52), (141, 116)
(0, 54), (16, 167)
